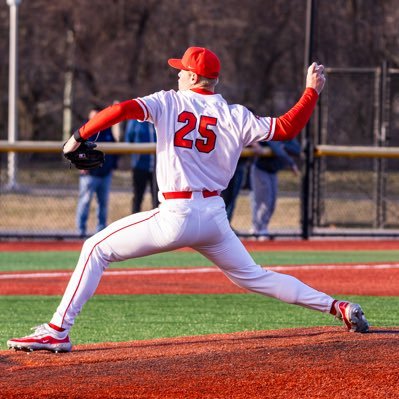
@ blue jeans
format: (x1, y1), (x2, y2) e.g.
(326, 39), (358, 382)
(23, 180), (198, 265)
(250, 164), (277, 235)
(76, 173), (113, 236)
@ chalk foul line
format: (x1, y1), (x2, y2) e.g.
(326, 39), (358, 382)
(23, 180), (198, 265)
(0, 263), (399, 280)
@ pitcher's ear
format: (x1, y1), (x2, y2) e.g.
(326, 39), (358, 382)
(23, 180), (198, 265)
(190, 72), (199, 84)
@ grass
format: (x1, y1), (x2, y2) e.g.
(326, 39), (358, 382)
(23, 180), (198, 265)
(1, 294), (397, 350)
(1, 248), (398, 350)
(1, 250), (399, 271)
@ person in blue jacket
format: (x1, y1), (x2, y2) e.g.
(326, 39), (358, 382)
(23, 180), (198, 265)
(250, 138), (301, 237)
(76, 108), (119, 237)
(125, 119), (158, 213)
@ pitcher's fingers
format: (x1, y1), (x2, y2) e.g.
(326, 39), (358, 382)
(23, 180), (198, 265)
(309, 62), (317, 72)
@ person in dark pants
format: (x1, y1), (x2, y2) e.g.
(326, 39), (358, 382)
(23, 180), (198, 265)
(221, 157), (249, 222)
(125, 119), (158, 213)
(221, 107), (256, 222)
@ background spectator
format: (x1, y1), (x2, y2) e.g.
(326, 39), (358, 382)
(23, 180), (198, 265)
(125, 119), (158, 213)
(76, 108), (119, 237)
(222, 107), (256, 223)
(221, 157), (250, 222)
(250, 138), (301, 237)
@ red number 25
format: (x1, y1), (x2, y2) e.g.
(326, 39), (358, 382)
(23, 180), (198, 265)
(174, 111), (217, 153)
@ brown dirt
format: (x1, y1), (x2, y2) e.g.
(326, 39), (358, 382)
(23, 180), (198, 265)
(1, 240), (398, 398)
(1, 265), (399, 296)
(1, 327), (398, 399)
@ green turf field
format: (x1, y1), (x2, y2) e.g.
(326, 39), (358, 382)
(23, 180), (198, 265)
(1, 294), (397, 350)
(1, 249), (398, 350)
(1, 249), (399, 271)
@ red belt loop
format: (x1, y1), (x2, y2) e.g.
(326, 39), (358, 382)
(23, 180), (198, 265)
(202, 190), (219, 198)
(162, 191), (219, 200)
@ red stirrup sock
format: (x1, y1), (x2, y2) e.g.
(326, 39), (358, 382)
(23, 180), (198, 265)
(330, 300), (338, 316)
(48, 322), (66, 332)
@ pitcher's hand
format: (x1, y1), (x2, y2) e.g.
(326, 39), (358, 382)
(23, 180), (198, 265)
(306, 62), (326, 94)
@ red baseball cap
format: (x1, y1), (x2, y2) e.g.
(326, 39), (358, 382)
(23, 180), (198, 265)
(168, 47), (220, 79)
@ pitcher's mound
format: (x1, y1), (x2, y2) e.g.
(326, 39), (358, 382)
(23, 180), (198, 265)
(2, 327), (398, 398)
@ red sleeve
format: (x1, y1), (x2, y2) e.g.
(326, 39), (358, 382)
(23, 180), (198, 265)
(272, 88), (318, 141)
(78, 99), (145, 140)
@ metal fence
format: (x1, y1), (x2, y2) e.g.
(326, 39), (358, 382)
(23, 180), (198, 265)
(310, 65), (399, 236)
(0, 145), (302, 239)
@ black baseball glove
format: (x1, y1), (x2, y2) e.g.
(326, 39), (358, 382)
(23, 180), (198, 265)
(63, 141), (105, 170)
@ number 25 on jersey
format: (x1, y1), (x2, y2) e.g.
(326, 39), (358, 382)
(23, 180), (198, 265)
(174, 111), (217, 153)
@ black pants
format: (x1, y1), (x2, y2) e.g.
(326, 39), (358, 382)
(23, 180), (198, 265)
(132, 168), (158, 213)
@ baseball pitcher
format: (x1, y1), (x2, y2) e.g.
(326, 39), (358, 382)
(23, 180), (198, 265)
(8, 47), (368, 353)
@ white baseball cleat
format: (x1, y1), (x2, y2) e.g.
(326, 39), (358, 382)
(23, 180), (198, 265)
(7, 324), (72, 353)
(335, 301), (369, 333)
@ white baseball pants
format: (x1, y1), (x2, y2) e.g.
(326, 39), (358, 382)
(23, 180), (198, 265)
(51, 193), (334, 329)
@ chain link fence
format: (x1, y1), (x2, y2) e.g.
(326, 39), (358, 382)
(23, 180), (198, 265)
(313, 66), (399, 235)
(0, 151), (303, 239)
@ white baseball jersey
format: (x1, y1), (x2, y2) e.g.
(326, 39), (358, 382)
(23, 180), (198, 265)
(137, 90), (275, 192)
